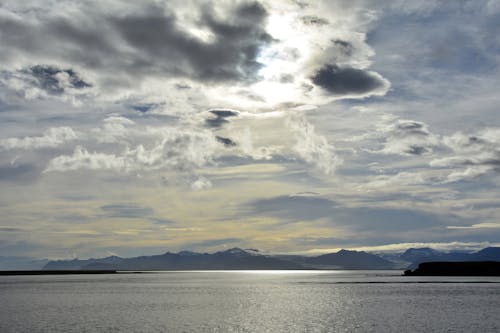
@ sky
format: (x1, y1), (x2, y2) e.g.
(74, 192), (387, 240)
(1, 0), (500, 259)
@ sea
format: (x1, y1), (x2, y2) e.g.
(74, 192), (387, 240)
(1, 270), (499, 332)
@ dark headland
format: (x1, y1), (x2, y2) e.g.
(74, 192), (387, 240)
(404, 261), (500, 276)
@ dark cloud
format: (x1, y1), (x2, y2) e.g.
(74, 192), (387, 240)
(396, 121), (429, 136)
(58, 195), (95, 202)
(205, 109), (239, 128)
(175, 83), (191, 90)
(0, 1), (273, 93)
(246, 195), (452, 234)
(301, 15), (329, 26)
(110, 1), (273, 83)
(209, 110), (240, 118)
(235, 2), (267, 19)
(332, 39), (353, 56)
(216, 136), (237, 147)
(247, 195), (338, 221)
(149, 218), (176, 225)
(312, 64), (386, 95)
(393, 121), (432, 155)
(405, 145), (429, 155)
(28, 65), (91, 94)
(100, 204), (154, 218)
(132, 104), (157, 113)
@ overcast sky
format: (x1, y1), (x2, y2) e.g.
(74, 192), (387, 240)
(1, 0), (500, 259)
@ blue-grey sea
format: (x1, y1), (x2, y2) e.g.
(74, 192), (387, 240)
(1, 270), (499, 332)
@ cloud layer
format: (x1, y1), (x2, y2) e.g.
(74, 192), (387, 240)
(1, 0), (500, 258)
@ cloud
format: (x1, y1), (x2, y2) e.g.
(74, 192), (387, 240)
(205, 109), (240, 128)
(28, 65), (91, 94)
(245, 193), (449, 235)
(430, 128), (500, 182)
(110, 1), (273, 83)
(311, 64), (389, 97)
(358, 117), (440, 157)
(215, 136), (237, 147)
(100, 203), (154, 219)
(0, 127), (78, 150)
(150, 218), (176, 225)
(300, 15), (329, 26)
(41, 121), (225, 177)
(0, 0), (391, 110)
(191, 176), (213, 191)
(447, 223), (500, 230)
(305, 241), (500, 254)
(362, 171), (427, 189)
(0, 1), (273, 89)
(286, 115), (342, 174)
(0, 67), (92, 103)
(247, 195), (338, 221)
(92, 115), (135, 144)
(45, 127), (218, 173)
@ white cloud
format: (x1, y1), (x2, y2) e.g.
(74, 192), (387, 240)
(447, 223), (500, 230)
(305, 241), (500, 254)
(286, 114), (342, 174)
(191, 176), (212, 191)
(92, 115), (135, 143)
(44, 146), (125, 172)
(0, 127), (78, 150)
(45, 127), (219, 173)
(368, 118), (440, 156)
(430, 128), (500, 182)
(362, 171), (427, 189)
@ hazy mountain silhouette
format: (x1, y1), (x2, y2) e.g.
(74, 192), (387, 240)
(475, 247), (500, 260)
(303, 249), (396, 269)
(43, 255), (124, 270)
(0, 256), (49, 270)
(44, 248), (304, 270)
(39, 246), (500, 271)
(43, 248), (395, 270)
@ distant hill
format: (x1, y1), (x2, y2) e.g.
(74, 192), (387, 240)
(43, 255), (124, 270)
(301, 249), (396, 269)
(43, 248), (396, 271)
(475, 247), (500, 260)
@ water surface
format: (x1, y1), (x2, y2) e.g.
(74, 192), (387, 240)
(1, 270), (499, 332)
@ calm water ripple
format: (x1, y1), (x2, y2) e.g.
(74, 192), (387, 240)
(1, 270), (499, 332)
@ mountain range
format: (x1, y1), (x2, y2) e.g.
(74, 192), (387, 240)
(42, 247), (500, 271)
(2, 247), (499, 271)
